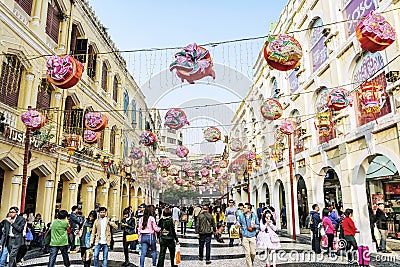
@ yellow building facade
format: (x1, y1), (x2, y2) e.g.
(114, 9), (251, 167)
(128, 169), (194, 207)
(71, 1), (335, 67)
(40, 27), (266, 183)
(0, 0), (158, 223)
(230, 0), (400, 252)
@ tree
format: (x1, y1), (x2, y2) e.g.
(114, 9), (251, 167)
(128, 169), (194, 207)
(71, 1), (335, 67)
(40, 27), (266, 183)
(163, 187), (201, 205)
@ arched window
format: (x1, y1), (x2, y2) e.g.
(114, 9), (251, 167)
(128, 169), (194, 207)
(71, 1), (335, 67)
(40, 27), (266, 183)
(123, 91), (129, 115)
(131, 100), (136, 124)
(272, 77), (279, 100)
(113, 76), (118, 102)
(110, 126), (117, 155)
(101, 63), (108, 91)
(310, 18), (328, 72)
(138, 109), (143, 130)
(0, 55), (23, 108)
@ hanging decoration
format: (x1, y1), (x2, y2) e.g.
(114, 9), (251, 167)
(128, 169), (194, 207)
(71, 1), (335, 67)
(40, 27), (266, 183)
(219, 160), (229, 169)
(169, 43), (216, 84)
(181, 162), (192, 172)
(170, 167), (179, 176)
(101, 155), (113, 171)
(244, 151), (256, 161)
(260, 98), (283, 120)
(46, 55), (84, 89)
(203, 127), (221, 142)
(175, 145), (189, 158)
(176, 177), (184, 185)
(64, 134), (81, 156)
(221, 173), (231, 181)
(232, 164), (241, 173)
(315, 111), (333, 142)
(164, 108), (190, 130)
(83, 129), (100, 144)
(229, 138), (243, 152)
(263, 34), (302, 71)
(20, 109), (47, 130)
(160, 158), (171, 169)
(186, 170), (196, 177)
(200, 168), (210, 177)
(145, 161), (158, 172)
(358, 81), (383, 123)
(129, 147), (143, 160)
(85, 112), (108, 132)
(121, 157), (133, 167)
(326, 88), (353, 111)
(279, 119), (296, 135)
(139, 130), (158, 146)
(202, 156), (214, 167)
(356, 11), (396, 53)
(255, 155), (262, 167)
(270, 143), (284, 162)
(213, 166), (221, 175)
(161, 170), (168, 177)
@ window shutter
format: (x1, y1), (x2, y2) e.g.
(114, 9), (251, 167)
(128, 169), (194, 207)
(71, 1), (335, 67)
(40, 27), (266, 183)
(113, 76), (118, 102)
(46, 3), (60, 43)
(63, 108), (84, 135)
(75, 39), (88, 63)
(87, 45), (95, 79)
(101, 63), (107, 90)
(0, 55), (22, 108)
(69, 24), (78, 54)
(15, 0), (33, 15)
(36, 79), (52, 110)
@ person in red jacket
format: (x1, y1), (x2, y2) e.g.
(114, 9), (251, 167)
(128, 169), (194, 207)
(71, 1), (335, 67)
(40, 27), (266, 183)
(342, 209), (359, 264)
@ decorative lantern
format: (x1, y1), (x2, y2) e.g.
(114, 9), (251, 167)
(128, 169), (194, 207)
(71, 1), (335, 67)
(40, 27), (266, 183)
(46, 55), (84, 89)
(176, 145), (189, 158)
(356, 11), (396, 53)
(85, 112), (108, 132)
(101, 155), (112, 171)
(161, 170), (168, 177)
(64, 134), (81, 156)
(358, 81), (383, 117)
(255, 155), (262, 167)
(213, 167), (221, 175)
(170, 167), (179, 176)
(164, 108), (190, 130)
(219, 160), (229, 169)
(203, 127), (221, 142)
(83, 129), (100, 144)
(260, 98), (283, 120)
(121, 157), (133, 167)
(169, 43), (216, 84)
(139, 130), (158, 146)
(232, 164), (241, 173)
(279, 119), (296, 135)
(191, 185), (196, 191)
(160, 158), (171, 169)
(315, 111), (333, 138)
(202, 156), (214, 167)
(187, 170), (196, 177)
(327, 88), (353, 111)
(229, 138), (243, 152)
(176, 178), (183, 185)
(201, 177), (208, 184)
(200, 168), (210, 177)
(130, 147), (143, 160)
(20, 109), (47, 130)
(263, 34), (302, 71)
(145, 161), (158, 172)
(270, 143), (283, 162)
(221, 173), (231, 181)
(181, 162), (192, 172)
(244, 151), (256, 161)
(173, 184), (180, 190)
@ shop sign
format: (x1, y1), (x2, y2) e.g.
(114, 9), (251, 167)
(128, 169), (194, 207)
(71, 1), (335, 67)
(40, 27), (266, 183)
(2, 125), (41, 148)
(353, 52), (391, 126)
(343, 0), (376, 36)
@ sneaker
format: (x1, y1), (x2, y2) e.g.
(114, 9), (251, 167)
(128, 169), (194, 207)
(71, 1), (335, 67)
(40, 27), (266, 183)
(206, 260), (212, 265)
(198, 256), (203, 261)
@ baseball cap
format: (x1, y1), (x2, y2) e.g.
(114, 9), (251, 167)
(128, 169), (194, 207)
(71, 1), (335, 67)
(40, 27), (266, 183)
(228, 200), (234, 203)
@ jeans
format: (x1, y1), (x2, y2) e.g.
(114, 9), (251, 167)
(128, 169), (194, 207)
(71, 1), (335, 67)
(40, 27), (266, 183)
(48, 245), (70, 267)
(378, 229), (388, 252)
(311, 230), (321, 254)
(242, 236), (256, 267)
(140, 234), (157, 267)
(94, 243), (109, 267)
(227, 222), (234, 246)
(0, 246), (8, 267)
(7, 238), (22, 267)
(157, 238), (177, 267)
(199, 233), (212, 261)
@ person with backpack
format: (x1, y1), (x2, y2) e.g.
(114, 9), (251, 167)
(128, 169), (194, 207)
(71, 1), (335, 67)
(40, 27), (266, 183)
(157, 207), (179, 267)
(32, 214), (45, 248)
(238, 203), (260, 267)
(121, 208), (136, 267)
(196, 205), (216, 265)
(308, 204), (322, 254)
(80, 210), (97, 267)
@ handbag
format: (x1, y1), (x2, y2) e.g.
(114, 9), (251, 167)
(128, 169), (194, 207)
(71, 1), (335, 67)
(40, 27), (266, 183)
(84, 248), (93, 261)
(25, 229), (34, 241)
(126, 233), (138, 242)
(174, 245), (181, 265)
(229, 226), (240, 239)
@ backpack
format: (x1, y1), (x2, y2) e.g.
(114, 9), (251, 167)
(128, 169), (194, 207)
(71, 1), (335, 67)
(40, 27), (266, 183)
(197, 213), (212, 234)
(305, 214), (313, 229)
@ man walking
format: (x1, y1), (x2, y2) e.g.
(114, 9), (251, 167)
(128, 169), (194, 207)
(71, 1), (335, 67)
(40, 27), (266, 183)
(309, 204), (322, 254)
(225, 200), (237, 247)
(47, 210), (70, 267)
(69, 206), (80, 252)
(238, 203), (259, 267)
(196, 205), (215, 265)
(193, 205), (202, 228)
(172, 206), (181, 232)
(90, 207), (118, 267)
(0, 207), (25, 267)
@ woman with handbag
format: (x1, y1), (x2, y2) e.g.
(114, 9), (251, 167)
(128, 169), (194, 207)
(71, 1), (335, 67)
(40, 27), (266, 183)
(80, 211), (96, 267)
(138, 206), (161, 267)
(157, 208), (179, 267)
(322, 208), (335, 257)
(121, 208), (137, 266)
(213, 206), (225, 243)
(256, 209), (280, 267)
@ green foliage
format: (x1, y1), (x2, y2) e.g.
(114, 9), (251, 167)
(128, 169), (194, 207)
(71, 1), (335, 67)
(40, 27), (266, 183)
(163, 187), (201, 204)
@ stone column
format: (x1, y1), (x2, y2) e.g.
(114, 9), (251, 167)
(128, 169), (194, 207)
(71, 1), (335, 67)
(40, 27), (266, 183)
(31, 0), (44, 27)
(61, 181), (78, 211)
(81, 181), (97, 216)
(96, 184), (109, 208)
(43, 180), (54, 223)
(107, 71), (113, 99)
(10, 175), (22, 209)
(116, 84), (122, 107)
(57, 18), (70, 54)
(94, 57), (102, 89)
(103, 127), (110, 153)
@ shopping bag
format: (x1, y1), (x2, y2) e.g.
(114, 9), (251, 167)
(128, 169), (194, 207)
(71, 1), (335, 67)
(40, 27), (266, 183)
(358, 245), (370, 266)
(174, 245), (181, 265)
(25, 229), (34, 241)
(84, 248), (93, 261)
(187, 220), (193, 228)
(126, 233), (138, 242)
(229, 226), (240, 239)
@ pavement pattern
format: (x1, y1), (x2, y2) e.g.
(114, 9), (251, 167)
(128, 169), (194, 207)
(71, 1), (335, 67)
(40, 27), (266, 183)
(19, 226), (400, 266)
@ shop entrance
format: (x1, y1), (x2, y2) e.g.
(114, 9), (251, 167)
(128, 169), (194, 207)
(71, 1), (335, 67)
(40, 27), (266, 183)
(263, 183), (270, 206)
(25, 171), (39, 214)
(366, 154), (399, 239)
(323, 169), (342, 208)
(297, 175), (308, 230)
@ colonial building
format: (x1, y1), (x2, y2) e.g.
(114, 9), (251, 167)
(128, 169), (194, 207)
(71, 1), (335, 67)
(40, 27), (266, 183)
(0, 0), (158, 223)
(230, 0), (400, 252)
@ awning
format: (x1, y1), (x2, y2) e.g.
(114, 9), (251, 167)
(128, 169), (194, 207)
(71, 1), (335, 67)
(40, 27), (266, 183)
(366, 155), (398, 179)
